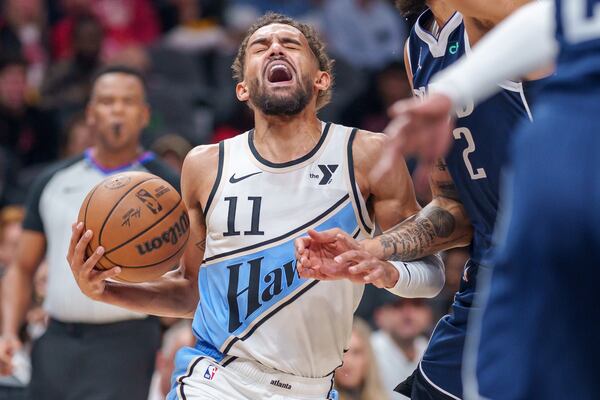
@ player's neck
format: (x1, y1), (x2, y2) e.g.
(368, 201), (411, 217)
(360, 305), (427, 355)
(90, 145), (144, 169)
(252, 110), (323, 164)
(428, 1), (456, 30)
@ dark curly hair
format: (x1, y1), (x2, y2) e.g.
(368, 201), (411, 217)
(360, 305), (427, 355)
(231, 12), (334, 111)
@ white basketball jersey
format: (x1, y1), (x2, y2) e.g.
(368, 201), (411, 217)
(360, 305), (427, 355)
(190, 122), (374, 378)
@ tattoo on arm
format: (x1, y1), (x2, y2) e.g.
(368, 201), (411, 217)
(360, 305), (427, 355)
(195, 239), (206, 251)
(377, 206), (456, 260)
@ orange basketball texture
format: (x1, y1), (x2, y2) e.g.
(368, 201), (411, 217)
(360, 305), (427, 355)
(78, 171), (189, 282)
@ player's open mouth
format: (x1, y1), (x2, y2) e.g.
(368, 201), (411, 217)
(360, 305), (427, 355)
(266, 63), (294, 84)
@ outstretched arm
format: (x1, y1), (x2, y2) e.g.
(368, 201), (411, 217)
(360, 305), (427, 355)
(68, 145), (218, 318)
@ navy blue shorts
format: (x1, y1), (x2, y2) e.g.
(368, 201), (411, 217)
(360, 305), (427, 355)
(467, 93), (600, 399)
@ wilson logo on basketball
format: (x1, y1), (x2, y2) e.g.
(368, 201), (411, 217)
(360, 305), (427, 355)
(136, 188), (163, 214)
(135, 212), (190, 255)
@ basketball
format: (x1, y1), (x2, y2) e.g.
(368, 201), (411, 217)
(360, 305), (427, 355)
(78, 171), (189, 283)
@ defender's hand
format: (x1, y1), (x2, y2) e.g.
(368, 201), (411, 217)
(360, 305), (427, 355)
(334, 250), (399, 289)
(66, 222), (121, 301)
(0, 335), (21, 376)
(295, 229), (361, 280)
(374, 94), (454, 180)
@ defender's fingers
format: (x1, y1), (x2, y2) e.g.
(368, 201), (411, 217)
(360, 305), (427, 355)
(348, 261), (373, 275)
(80, 246), (104, 275)
(333, 250), (364, 265)
(364, 268), (384, 285)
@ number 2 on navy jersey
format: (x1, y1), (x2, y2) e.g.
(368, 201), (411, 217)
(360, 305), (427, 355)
(453, 127), (487, 180)
(563, 0), (600, 43)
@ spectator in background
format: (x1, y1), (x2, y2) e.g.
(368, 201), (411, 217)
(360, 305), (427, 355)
(41, 14), (103, 122)
(359, 61), (412, 133)
(151, 134), (192, 173)
(335, 318), (389, 400)
(0, 0), (48, 91)
(371, 297), (432, 399)
(147, 321), (195, 400)
(60, 112), (94, 158)
(160, 0), (228, 53)
(322, 0), (406, 71)
(51, 0), (160, 61)
(0, 56), (59, 169)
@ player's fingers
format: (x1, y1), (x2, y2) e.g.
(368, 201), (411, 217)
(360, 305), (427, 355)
(95, 266), (122, 282)
(67, 222), (84, 262)
(333, 250), (362, 265)
(307, 229), (339, 243)
(294, 237), (309, 255)
(348, 261), (373, 275)
(73, 229), (93, 264)
(364, 268), (384, 286)
(81, 246), (104, 275)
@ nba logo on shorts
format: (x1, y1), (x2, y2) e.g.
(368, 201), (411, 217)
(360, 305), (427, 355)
(203, 365), (218, 380)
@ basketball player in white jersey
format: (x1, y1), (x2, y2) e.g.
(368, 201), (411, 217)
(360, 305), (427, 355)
(66, 13), (446, 400)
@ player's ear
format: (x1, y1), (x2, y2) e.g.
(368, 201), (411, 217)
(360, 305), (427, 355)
(236, 82), (250, 102)
(314, 71), (331, 92)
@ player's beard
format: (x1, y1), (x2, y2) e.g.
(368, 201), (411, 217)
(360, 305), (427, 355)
(249, 75), (313, 116)
(394, 0), (427, 16)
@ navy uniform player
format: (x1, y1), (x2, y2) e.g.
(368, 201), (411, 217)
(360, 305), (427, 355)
(389, 1), (600, 398)
(65, 13), (446, 400)
(296, 1), (538, 399)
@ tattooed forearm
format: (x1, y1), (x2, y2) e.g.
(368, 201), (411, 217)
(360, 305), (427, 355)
(377, 206), (456, 261)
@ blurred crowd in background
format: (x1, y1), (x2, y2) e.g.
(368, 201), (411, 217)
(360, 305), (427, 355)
(0, 0), (469, 399)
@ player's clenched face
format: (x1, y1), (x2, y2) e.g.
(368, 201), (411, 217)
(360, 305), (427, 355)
(87, 73), (149, 152)
(236, 23), (330, 116)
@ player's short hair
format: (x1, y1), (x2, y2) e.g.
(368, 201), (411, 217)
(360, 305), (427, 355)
(395, 0), (427, 17)
(91, 65), (147, 98)
(231, 12), (334, 111)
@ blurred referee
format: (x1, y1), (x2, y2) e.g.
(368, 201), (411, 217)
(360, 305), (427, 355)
(0, 66), (180, 400)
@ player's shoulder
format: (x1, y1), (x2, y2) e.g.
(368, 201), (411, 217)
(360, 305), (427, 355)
(352, 129), (387, 166)
(182, 144), (220, 172)
(181, 144), (221, 194)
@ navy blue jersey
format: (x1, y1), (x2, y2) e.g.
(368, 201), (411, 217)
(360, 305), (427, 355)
(553, 0), (600, 90)
(408, 10), (531, 266)
(405, 10), (532, 398)
(467, 2), (600, 399)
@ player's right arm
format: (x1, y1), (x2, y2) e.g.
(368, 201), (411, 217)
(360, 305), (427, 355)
(68, 145), (219, 319)
(0, 231), (46, 375)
